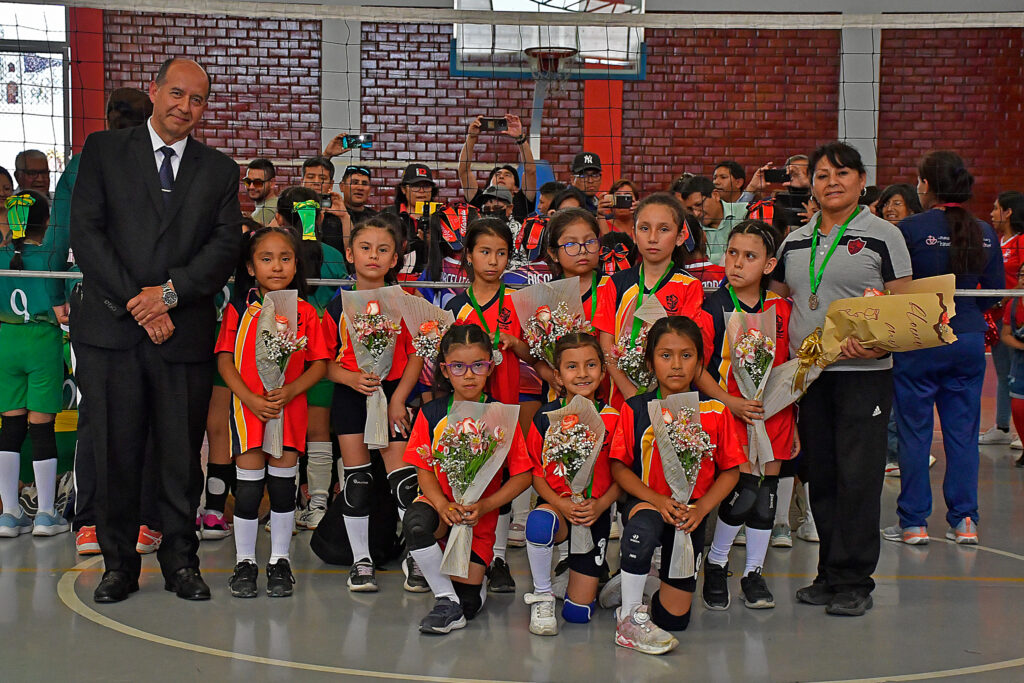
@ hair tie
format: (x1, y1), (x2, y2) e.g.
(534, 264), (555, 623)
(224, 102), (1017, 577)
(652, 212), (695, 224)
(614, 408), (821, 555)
(5, 194), (35, 241)
(293, 199), (320, 241)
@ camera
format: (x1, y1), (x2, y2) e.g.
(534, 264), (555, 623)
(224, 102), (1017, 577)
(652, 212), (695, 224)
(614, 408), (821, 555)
(342, 134), (374, 150)
(320, 195), (333, 209)
(764, 168), (791, 184)
(480, 117), (509, 133)
(614, 194), (633, 209)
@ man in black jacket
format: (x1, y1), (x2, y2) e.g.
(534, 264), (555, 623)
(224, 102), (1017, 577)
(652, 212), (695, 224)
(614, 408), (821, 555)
(70, 58), (241, 602)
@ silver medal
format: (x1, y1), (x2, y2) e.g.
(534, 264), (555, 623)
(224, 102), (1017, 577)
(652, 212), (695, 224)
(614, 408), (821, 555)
(492, 348), (503, 365)
(808, 293), (819, 310)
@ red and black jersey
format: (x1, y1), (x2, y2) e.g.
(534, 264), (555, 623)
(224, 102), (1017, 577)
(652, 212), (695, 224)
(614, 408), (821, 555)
(322, 289), (415, 381)
(526, 399), (619, 501)
(609, 391), (746, 501)
(685, 260), (727, 289)
(444, 289), (523, 405)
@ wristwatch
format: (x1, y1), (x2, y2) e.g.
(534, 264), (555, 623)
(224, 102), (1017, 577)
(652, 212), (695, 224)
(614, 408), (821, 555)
(161, 280), (178, 309)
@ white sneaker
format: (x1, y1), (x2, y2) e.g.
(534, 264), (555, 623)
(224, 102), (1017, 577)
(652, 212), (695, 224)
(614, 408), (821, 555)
(615, 604), (678, 656)
(796, 517), (819, 543)
(770, 523), (792, 548)
(734, 525), (746, 546)
(525, 592), (558, 635)
(507, 522), (526, 548)
(884, 461), (901, 478)
(978, 426), (1012, 445)
(1012, 439), (1023, 451)
(295, 505), (326, 530)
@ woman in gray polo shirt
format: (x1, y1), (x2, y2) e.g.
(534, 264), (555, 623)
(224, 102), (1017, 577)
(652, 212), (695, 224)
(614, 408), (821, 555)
(771, 142), (912, 617)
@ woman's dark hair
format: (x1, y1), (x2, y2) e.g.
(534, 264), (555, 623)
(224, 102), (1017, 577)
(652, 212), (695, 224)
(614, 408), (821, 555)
(460, 217), (514, 279)
(0, 166), (12, 187)
(609, 179), (640, 199)
(485, 165), (520, 190)
(998, 191), (1024, 235)
(918, 151), (985, 275)
(393, 180), (440, 211)
(808, 141), (867, 178)
(634, 192), (691, 264)
(276, 185), (324, 279)
(241, 217), (262, 234)
(553, 332), (605, 370)
(235, 226), (308, 299)
(545, 207), (600, 273)
(6, 190), (50, 271)
(643, 316), (704, 375)
(348, 214), (403, 284)
(727, 219), (780, 291)
(876, 183), (923, 219)
(431, 322), (493, 396)
(549, 187), (588, 212)
(859, 185), (880, 207)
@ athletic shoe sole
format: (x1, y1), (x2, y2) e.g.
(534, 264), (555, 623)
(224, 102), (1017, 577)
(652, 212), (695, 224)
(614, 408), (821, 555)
(230, 587), (258, 598)
(529, 621), (559, 636)
(33, 523), (70, 537)
(825, 595), (873, 616)
(770, 536), (793, 548)
(401, 558), (431, 593)
(420, 616), (466, 634)
(201, 528), (232, 540)
(76, 544), (101, 555)
(702, 596), (730, 611)
(946, 531), (979, 545)
(743, 596), (776, 609)
(614, 633), (678, 656)
(347, 580), (379, 593)
(0, 526), (31, 538)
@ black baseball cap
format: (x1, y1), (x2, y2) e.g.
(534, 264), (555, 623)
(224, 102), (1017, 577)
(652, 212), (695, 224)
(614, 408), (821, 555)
(572, 152), (602, 175)
(401, 163), (435, 185)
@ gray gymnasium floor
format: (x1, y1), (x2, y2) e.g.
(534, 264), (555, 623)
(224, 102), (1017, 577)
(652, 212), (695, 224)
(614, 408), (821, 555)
(2, 374), (1023, 682)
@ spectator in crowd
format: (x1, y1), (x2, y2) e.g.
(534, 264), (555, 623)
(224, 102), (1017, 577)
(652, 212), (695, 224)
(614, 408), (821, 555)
(300, 156), (348, 256)
(340, 164), (377, 224)
(887, 151), (1002, 548)
(0, 167), (14, 239)
(244, 158), (278, 227)
(860, 185), (881, 213)
(680, 214), (726, 287)
(677, 175), (746, 265)
(745, 155), (813, 235)
(569, 152), (602, 212)
(598, 179), (640, 237)
(668, 173), (694, 202)
(876, 184), (923, 225)
(14, 150), (50, 195)
(979, 190), (1024, 446)
(548, 186), (588, 214)
(712, 160), (746, 203)
(459, 114), (537, 222)
(534, 181), (565, 217)
(383, 163), (441, 273)
(772, 141), (912, 617)
(678, 175), (713, 221)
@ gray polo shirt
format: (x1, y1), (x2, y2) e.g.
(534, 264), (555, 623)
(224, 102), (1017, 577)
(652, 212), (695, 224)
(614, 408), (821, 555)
(774, 207), (912, 371)
(705, 200), (748, 265)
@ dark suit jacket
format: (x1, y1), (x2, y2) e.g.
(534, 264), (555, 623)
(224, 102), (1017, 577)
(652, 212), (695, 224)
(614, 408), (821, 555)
(70, 125), (242, 363)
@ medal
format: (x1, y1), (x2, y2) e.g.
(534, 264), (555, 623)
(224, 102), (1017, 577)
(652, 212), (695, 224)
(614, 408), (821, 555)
(807, 206), (861, 313)
(570, 493), (585, 505)
(808, 293), (819, 310)
(492, 348), (503, 365)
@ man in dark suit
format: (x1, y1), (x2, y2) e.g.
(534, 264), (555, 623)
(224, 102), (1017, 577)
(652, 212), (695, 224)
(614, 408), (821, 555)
(70, 58), (241, 602)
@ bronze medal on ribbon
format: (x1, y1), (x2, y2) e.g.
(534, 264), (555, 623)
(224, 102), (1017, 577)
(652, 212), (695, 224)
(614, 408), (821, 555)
(808, 293), (819, 310)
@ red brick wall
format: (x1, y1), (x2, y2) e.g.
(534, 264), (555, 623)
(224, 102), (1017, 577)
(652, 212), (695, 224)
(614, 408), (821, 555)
(103, 11), (323, 210)
(877, 29), (1024, 214)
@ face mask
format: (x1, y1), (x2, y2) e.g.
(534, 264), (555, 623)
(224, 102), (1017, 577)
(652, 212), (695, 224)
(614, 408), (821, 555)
(482, 208), (509, 223)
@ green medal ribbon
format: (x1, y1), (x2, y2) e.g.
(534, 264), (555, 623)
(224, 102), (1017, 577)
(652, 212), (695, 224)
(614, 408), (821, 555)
(466, 283), (505, 351)
(728, 285), (764, 313)
(630, 261), (673, 346)
(808, 206), (861, 298)
(293, 199), (320, 241)
(589, 272), (599, 321)
(446, 392), (487, 414)
(5, 194), (35, 241)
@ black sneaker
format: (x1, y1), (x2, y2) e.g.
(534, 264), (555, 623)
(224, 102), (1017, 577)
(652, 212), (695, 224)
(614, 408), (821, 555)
(796, 580), (834, 606)
(228, 560), (259, 598)
(702, 561), (730, 610)
(419, 597), (467, 634)
(403, 554), (430, 593)
(486, 557), (516, 593)
(740, 568), (775, 609)
(266, 559), (295, 597)
(825, 591), (873, 617)
(347, 558), (378, 593)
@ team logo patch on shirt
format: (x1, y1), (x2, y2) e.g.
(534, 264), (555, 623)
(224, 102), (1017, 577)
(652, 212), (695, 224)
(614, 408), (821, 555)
(925, 235), (938, 246)
(665, 294), (679, 314)
(847, 238), (866, 255)
(498, 306), (512, 326)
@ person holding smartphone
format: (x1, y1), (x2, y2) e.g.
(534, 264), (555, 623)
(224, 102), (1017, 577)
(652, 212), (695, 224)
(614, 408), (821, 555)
(597, 179), (640, 237)
(459, 114), (537, 222)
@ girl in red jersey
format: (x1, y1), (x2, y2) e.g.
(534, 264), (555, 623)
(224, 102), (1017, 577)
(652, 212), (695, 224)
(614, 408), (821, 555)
(216, 227), (329, 598)
(696, 220), (795, 612)
(523, 333), (620, 636)
(593, 193), (713, 410)
(609, 316), (745, 655)
(321, 216), (425, 593)
(402, 324), (533, 634)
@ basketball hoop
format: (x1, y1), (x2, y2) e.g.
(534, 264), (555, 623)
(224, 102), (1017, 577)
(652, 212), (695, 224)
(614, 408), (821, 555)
(524, 46), (577, 89)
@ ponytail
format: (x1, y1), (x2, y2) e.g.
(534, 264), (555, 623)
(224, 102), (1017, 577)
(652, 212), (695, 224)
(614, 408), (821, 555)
(918, 151), (984, 275)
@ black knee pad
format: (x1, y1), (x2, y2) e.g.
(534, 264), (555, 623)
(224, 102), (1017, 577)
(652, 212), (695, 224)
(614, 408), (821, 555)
(718, 472), (760, 527)
(27, 422), (57, 462)
(779, 459), (797, 478)
(748, 475), (779, 531)
(233, 472), (265, 519)
(453, 581), (484, 620)
(341, 463), (373, 517)
(620, 508), (663, 575)
(403, 501), (440, 551)
(0, 413), (27, 452)
(650, 590), (691, 632)
(387, 466), (419, 512)
(266, 473), (297, 514)
(499, 502), (512, 515)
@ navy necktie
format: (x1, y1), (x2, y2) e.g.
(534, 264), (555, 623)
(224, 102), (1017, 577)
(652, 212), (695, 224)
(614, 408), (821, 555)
(158, 146), (176, 206)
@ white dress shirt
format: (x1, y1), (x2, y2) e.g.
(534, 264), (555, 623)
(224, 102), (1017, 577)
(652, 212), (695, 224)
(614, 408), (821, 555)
(147, 118), (188, 181)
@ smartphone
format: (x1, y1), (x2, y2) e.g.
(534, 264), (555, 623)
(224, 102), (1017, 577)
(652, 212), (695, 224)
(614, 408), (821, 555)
(480, 117), (509, 133)
(764, 168), (791, 184)
(614, 194), (633, 209)
(320, 195), (333, 209)
(342, 134), (374, 150)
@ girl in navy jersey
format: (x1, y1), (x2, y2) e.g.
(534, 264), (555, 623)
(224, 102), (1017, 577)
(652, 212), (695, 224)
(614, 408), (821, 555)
(609, 316), (745, 655)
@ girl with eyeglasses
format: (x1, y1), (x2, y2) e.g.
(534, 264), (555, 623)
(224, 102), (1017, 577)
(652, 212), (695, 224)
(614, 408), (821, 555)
(401, 323), (532, 635)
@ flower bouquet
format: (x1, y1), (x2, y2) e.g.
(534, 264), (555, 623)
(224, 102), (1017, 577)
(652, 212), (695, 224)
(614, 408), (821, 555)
(423, 400), (520, 578)
(253, 290), (306, 458)
(726, 311), (777, 475)
(395, 293), (455, 364)
(647, 392), (716, 579)
(341, 286), (405, 449)
(540, 394), (606, 553)
(611, 294), (667, 394)
(509, 277), (591, 368)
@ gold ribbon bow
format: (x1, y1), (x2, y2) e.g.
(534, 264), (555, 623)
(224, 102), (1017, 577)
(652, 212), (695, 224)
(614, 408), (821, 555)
(293, 199), (319, 241)
(5, 194), (35, 241)
(792, 327), (825, 394)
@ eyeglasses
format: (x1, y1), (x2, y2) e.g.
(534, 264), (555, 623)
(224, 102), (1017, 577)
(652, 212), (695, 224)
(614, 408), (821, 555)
(17, 169), (49, 177)
(442, 360), (494, 376)
(558, 238), (600, 256)
(574, 172), (601, 180)
(242, 178), (266, 188)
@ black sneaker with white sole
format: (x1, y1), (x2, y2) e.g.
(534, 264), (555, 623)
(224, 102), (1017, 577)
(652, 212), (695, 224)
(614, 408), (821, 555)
(419, 597), (467, 634)
(347, 558), (379, 592)
(403, 555), (430, 593)
(702, 561), (730, 610)
(228, 560), (259, 598)
(266, 559), (295, 597)
(486, 557), (516, 593)
(740, 568), (775, 609)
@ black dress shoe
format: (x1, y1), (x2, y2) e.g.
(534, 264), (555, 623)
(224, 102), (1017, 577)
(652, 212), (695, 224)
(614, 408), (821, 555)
(164, 567), (211, 600)
(94, 570), (139, 603)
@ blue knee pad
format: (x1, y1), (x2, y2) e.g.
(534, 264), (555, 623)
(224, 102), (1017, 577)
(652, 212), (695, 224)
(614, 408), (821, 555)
(525, 508), (559, 547)
(561, 596), (596, 624)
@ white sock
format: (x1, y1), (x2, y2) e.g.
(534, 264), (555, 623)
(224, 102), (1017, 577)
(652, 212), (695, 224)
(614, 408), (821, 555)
(306, 442), (332, 500)
(557, 540), (569, 562)
(493, 511), (510, 562)
(776, 477), (795, 526)
(32, 458), (58, 516)
(511, 489), (531, 525)
(234, 516), (258, 563)
(0, 451), (20, 515)
(269, 510), (294, 563)
(708, 519), (741, 567)
(619, 570), (648, 616)
(527, 541), (554, 594)
(409, 544), (458, 601)
(745, 527), (771, 575)
(343, 515), (371, 563)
